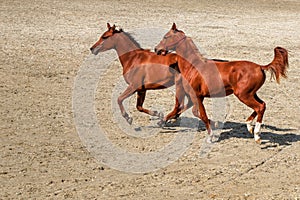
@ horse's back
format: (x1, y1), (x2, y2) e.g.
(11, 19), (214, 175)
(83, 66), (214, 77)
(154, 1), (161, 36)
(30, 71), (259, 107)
(135, 50), (178, 65)
(217, 60), (265, 93)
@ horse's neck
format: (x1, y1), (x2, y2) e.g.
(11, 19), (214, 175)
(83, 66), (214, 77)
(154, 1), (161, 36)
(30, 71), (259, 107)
(177, 38), (206, 68)
(114, 33), (141, 68)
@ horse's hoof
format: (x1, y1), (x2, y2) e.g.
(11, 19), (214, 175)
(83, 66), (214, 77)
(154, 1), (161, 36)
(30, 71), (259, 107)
(247, 125), (254, 134)
(254, 133), (261, 144)
(255, 138), (261, 144)
(249, 128), (254, 134)
(157, 120), (166, 128)
(169, 118), (177, 123)
(158, 112), (164, 120)
(127, 117), (133, 125)
(246, 121), (254, 134)
(213, 121), (218, 129)
(211, 121), (223, 129)
(206, 136), (213, 144)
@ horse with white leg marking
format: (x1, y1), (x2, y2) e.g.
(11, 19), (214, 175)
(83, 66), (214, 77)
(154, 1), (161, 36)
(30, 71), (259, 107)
(155, 23), (288, 144)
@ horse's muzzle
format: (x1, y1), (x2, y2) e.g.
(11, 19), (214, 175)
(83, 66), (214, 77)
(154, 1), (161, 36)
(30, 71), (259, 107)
(90, 46), (100, 55)
(155, 48), (167, 56)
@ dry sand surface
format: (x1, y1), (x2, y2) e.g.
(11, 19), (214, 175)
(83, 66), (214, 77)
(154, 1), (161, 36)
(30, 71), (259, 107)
(1, 0), (300, 199)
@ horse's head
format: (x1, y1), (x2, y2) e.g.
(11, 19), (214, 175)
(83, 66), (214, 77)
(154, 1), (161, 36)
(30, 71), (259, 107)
(90, 23), (121, 55)
(155, 23), (186, 55)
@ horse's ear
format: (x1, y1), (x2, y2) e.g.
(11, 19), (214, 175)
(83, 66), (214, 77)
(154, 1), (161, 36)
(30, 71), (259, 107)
(107, 23), (111, 29)
(112, 24), (116, 31)
(171, 23), (177, 30)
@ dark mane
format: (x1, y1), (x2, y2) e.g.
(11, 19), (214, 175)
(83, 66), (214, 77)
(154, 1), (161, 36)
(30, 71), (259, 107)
(116, 29), (143, 49)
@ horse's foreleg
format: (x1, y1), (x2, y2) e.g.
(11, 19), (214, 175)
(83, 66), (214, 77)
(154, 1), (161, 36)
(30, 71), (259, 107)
(193, 97), (213, 143)
(118, 85), (136, 124)
(160, 74), (186, 126)
(160, 94), (194, 126)
(136, 90), (163, 118)
(177, 75), (194, 115)
(178, 94), (193, 115)
(160, 95), (182, 126)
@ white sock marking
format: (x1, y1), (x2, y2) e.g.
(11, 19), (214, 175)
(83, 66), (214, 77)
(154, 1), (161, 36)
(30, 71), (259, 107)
(246, 120), (254, 133)
(254, 122), (261, 134)
(254, 122), (262, 141)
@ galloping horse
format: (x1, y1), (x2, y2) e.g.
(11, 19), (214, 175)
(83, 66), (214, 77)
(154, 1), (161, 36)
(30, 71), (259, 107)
(90, 23), (191, 124)
(155, 23), (288, 143)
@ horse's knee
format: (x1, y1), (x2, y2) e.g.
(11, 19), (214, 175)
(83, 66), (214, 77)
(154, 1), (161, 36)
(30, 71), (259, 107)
(117, 97), (123, 106)
(256, 102), (266, 122)
(192, 106), (199, 117)
(260, 102), (266, 113)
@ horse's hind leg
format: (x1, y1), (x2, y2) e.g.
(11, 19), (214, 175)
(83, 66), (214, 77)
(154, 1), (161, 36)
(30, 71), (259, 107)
(235, 93), (266, 143)
(253, 94), (266, 143)
(136, 90), (163, 118)
(118, 85), (136, 124)
(246, 111), (257, 133)
(192, 97), (216, 143)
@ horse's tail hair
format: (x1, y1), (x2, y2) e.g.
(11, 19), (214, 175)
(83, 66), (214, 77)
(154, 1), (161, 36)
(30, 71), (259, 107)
(261, 47), (289, 83)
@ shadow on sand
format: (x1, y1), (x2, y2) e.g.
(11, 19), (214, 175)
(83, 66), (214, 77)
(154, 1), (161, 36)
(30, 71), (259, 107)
(163, 117), (300, 147)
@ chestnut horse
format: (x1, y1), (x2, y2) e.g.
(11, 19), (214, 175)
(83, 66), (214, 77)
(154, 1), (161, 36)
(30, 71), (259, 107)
(155, 23), (288, 143)
(90, 23), (191, 124)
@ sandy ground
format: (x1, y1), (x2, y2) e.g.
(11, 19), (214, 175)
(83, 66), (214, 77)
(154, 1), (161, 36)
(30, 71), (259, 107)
(1, 0), (300, 199)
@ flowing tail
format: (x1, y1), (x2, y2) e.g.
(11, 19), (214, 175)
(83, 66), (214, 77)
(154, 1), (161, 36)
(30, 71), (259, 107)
(261, 47), (289, 83)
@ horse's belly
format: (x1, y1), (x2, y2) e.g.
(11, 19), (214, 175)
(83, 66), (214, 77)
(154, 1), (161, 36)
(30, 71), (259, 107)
(143, 74), (174, 89)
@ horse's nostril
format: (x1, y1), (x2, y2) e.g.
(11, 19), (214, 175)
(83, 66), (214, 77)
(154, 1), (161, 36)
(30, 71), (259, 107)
(90, 47), (93, 51)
